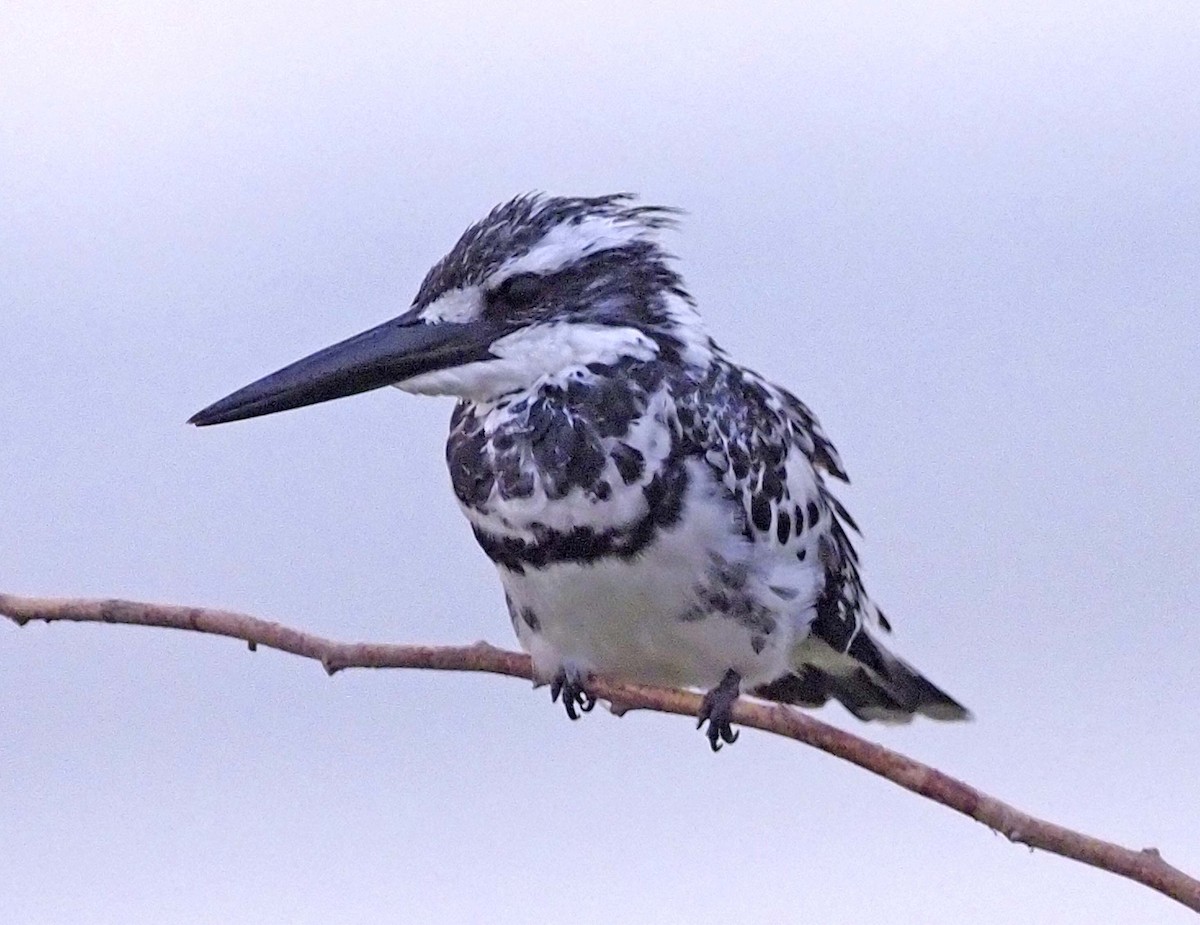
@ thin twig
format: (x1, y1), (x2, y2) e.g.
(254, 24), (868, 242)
(3, 591), (1196, 915)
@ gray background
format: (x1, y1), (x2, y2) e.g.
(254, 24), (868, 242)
(3, 4), (1198, 923)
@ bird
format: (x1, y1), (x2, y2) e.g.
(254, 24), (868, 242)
(190, 192), (970, 750)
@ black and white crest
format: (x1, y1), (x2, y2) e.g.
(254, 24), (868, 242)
(191, 192), (969, 748)
(413, 193), (682, 309)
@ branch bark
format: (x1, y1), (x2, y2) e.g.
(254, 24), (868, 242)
(3, 591), (1196, 915)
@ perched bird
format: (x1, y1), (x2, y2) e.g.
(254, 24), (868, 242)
(190, 193), (969, 750)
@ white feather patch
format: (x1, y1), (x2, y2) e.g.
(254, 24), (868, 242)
(502, 460), (803, 689)
(495, 215), (652, 280)
(661, 292), (715, 368)
(397, 322), (657, 401)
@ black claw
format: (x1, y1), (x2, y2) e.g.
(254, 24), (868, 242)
(697, 669), (742, 752)
(550, 670), (595, 721)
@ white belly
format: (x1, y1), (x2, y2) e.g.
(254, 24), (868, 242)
(497, 462), (818, 689)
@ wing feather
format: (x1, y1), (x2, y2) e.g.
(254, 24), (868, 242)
(672, 360), (888, 654)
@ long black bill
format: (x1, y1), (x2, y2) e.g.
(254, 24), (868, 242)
(188, 315), (501, 426)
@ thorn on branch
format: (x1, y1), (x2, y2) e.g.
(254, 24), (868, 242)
(247, 640), (257, 652)
(468, 639), (501, 659)
(322, 655), (344, 676)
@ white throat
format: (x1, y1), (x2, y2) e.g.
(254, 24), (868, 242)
(396, 322), (659, 402)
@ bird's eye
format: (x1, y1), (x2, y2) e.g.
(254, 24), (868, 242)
(490, 273), (547, 310)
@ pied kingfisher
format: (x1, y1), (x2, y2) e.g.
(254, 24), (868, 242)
(191, 193), (969, 749)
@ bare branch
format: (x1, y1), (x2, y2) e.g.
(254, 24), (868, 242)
(3, 591), (1197, 914)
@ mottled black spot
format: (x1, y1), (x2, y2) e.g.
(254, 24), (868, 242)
(446, 410), (494, 509)
(685, 565), (777, 639)
(525, 398), (557, 443)
(520, 607), (541, 632)
(730, 451), (749, 481)
(593, 480), (611, 501)
(611, 443), (645, 484)
(818, 534), (840, 570)
(750, 494), (771, 533)
(699, 585), (730, 612)
(641, 461), (686, 532)
(830, 519), (861, 566)
(761, 468), (783, 502)
(496, 463), (534, 499)
(795, 504), (806, 531)
(675, 403), (696, 433)
(472, 449), (689, 571)
(710, 556), (748, 591)
(763, 441), (785, 469)
(696, 581), (777, 634)
(828, 494), (861, 534)
(529, 408), (606, 499)
(796, 547), (807, 562)
(628, 361), (666, 393)
(750, 634), (766, 655)
(736, 602), (776, 635)
(677, 601), (709, 622)
(775, 509), (791, 544)
(806, 500), (820, 531)
(567, 377), (641, 438)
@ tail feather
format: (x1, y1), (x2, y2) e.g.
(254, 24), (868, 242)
(754, 633), (970, 723)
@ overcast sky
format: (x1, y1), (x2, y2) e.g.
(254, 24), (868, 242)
(3, 4), (1198, 923)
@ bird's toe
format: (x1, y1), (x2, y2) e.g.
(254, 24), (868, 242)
(697, 669), (742, 752)
(549, 666), (596, 721)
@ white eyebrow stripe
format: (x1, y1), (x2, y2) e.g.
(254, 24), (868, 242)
(496, 216), (651, 280)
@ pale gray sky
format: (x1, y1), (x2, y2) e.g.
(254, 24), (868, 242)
(3, 4), (1198, 923)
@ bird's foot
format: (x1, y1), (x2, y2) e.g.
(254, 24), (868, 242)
(697, 669), (742, 752)
(549, 665), (596, 721)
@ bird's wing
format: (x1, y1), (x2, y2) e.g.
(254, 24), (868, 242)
(674, 361), (970, 722)
(673, 361), (889, 653)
